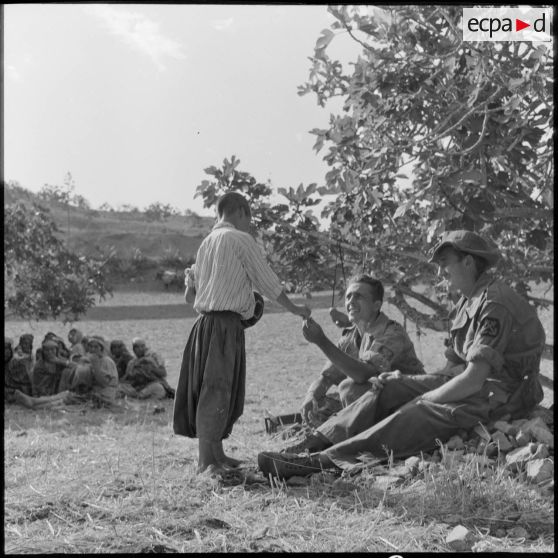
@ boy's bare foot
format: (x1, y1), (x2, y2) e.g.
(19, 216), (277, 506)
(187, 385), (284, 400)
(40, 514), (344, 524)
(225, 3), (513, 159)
(220, 455), (243, 468)
(198, 463), (228, 476)
(210, 441), (243, 468)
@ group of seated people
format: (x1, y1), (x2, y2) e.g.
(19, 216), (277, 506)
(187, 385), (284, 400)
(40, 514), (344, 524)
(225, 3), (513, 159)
(5, 329), (174, 410)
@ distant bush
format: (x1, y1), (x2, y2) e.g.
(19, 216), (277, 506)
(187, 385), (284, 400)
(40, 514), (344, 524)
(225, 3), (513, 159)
(158, 247), (195, 270)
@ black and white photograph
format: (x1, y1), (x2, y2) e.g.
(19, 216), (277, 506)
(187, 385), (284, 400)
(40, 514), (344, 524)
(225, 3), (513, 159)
(4, 4), (554, 554)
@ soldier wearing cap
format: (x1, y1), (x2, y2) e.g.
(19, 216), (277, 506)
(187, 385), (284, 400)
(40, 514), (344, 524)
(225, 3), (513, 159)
(258, 230), (547, 479)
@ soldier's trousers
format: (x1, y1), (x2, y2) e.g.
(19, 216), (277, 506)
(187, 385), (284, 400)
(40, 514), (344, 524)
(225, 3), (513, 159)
(319, 374), (492, 470)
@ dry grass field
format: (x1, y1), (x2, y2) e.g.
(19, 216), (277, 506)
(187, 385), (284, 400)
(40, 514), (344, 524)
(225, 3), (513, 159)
(4, 290), (554, 553)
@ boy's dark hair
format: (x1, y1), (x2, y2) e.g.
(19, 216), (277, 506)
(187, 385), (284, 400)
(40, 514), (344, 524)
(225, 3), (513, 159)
(217, 192), (251, 218)
(349, 274), (384, 302)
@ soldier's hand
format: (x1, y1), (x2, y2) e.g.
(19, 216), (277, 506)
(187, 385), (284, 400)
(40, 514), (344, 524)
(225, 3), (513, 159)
(377, 370), (403, 385)
(301, 393), (319, 425)
(302, 317), (325, 344)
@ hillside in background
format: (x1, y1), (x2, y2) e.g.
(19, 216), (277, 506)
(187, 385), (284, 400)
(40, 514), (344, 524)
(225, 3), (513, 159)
(4, 182), (214, 262)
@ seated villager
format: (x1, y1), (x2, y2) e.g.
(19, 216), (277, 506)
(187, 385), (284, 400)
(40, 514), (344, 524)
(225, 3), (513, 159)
(44, 332), (72, 359)
(68, 328), (86, 361)
(118, 338), (174, 400)
(31, 339), (71, 396)
(297, 275), (424, 431)
(57, 329), (87, 392)
(258, 230), (547, 479)
(110, 340), (134, 380)
(70, 335), (119, 407)
(15, 335), (120, 410)
(13, 334), (35, 381)
(5, 337), (33, 403)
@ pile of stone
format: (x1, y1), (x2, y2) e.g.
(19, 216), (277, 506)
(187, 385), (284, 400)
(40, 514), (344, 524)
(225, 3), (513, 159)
(284, 405), (554, 491)
(443, 405), (554, 488)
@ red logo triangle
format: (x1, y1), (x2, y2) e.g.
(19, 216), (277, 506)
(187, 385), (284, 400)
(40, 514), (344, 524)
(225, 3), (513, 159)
(516, 19), (530, 32)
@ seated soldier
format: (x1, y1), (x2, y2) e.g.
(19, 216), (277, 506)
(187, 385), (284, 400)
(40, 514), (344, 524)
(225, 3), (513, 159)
(16, 335), (119, 409)
(258, 230), (547, 479)
(118, 338), (174, 400)
(31, 339), (71, 396)
(5, 337), (33, 403)
(110, 340), (134, 380)
(13, 334), (35, 381)
(299, 275), (424, 430)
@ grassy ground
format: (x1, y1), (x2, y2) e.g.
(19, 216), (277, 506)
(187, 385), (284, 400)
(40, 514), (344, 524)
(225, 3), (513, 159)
(4, 296), (554, 553)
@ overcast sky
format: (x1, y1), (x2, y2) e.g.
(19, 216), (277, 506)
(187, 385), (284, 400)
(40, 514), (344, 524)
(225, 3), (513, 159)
(4, 4), (362, 215)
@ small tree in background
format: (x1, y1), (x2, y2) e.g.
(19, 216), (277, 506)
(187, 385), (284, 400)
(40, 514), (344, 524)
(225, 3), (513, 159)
(144, 202), (180, 222)
(4, 201), (112, 322)
(195, 156), (339, 294)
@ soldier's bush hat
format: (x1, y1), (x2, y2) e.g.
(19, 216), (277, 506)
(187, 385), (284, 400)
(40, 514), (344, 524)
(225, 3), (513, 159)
(429, 230), (500, 267)
(241, 292), (265, 329)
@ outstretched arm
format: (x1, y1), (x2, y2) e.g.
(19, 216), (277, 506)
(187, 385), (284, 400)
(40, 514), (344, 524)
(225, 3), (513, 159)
(303, 318), (376, 383)
(276, 291), (311, 319)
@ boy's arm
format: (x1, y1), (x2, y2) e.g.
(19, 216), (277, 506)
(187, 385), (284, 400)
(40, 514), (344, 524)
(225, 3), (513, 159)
(275, 291), (311, 319)
(184, 267), (196, 304)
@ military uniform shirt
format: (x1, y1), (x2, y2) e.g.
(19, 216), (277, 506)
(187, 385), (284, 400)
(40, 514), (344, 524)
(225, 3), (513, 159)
(446, 273), (545, 397)
(321, 312), (424, 384)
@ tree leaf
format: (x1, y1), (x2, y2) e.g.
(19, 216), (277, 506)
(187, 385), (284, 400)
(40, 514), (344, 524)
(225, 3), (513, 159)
(315, 29), (335, 52)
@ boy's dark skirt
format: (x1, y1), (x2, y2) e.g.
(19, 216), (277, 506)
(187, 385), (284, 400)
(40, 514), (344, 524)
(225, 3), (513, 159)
(173, 311), (246, 440)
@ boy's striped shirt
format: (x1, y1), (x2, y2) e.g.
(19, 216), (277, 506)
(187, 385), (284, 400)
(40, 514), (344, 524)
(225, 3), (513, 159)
(192, 222), (283, 319)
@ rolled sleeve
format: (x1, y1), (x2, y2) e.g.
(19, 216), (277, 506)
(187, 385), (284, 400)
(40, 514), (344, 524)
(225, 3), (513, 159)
(467, 344), (505, 371)
(465, 303), (513, 374)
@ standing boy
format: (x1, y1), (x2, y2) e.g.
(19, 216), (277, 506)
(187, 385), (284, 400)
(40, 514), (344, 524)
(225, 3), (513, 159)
(173, 192), (311, 475)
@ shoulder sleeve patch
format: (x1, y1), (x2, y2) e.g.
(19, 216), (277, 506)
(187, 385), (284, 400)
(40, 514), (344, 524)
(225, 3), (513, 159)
(480, 317), (501, 338)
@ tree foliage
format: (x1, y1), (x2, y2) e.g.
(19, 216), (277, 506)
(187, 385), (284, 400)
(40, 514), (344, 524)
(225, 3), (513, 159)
(195, 7), (553, 329)
(4, 201), (112, 322)
(195, 156), (339, 293)
(298, 5), (553, 318)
